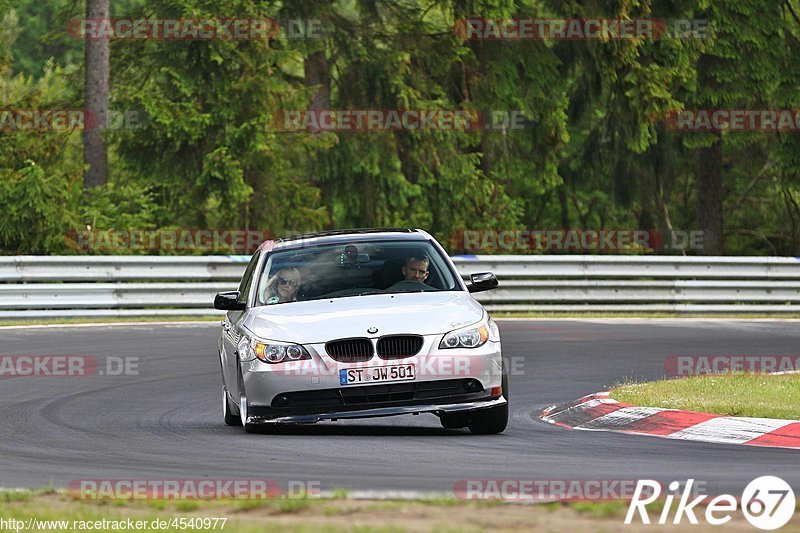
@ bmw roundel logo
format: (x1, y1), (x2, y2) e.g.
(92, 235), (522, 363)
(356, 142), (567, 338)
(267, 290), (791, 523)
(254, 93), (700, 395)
(367, 327), (378, 334)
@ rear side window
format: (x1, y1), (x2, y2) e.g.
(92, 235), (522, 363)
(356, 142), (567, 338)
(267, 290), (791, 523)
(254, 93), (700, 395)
(237, 251), (261, 304)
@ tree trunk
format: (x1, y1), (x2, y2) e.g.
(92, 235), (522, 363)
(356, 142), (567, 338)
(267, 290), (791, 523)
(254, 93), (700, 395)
(304, 50), (330, 126)
(557, 183), (570, 229)
(696, 133), (724, 254)
(303, 50), (333, 227)
(83, 0), (110, 188)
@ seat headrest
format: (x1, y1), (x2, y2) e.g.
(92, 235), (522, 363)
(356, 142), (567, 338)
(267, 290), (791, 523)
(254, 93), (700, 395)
(374, 257), (406, 289)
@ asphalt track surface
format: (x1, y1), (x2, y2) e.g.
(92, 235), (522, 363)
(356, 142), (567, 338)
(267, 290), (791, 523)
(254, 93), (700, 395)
(0, 319), (798, 495)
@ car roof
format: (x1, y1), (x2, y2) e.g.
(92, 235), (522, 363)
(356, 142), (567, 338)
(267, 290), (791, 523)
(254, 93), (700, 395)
(258, 228), (431, 252)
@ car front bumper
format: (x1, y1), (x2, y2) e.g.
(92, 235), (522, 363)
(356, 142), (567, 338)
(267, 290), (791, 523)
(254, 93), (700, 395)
(245, 395), (506, 425)
(241, 338), (503, 407)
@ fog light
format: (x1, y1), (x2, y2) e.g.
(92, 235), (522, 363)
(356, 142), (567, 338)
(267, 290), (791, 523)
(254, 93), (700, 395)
(463, 380), (481, 392)
(274, 395), (289, 407)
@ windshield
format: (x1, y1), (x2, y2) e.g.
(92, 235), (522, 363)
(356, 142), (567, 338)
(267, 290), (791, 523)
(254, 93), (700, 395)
(254, 240), (461, 306)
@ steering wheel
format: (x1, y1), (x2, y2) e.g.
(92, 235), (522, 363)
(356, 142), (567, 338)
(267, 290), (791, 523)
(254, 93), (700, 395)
(386, 280), (436, 292)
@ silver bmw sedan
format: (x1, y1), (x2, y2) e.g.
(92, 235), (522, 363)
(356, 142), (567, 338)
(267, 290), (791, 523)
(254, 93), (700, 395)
(215, 228), (507, 434)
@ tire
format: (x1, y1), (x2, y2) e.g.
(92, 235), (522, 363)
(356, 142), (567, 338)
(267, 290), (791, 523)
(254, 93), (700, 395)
(239, 393), (261, 433)
(222, 387), (240, 426)
(440, 413), (468, 429)
(235, 362), (260, 433)
(467, 371), (509, 435)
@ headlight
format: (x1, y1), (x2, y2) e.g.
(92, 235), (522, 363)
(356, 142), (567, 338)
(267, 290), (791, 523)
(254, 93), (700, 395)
(237, 338), (252, 361)
(440, 323), (490, 349)
(487, 317), (500, 341)
(239, 337), (311, 364)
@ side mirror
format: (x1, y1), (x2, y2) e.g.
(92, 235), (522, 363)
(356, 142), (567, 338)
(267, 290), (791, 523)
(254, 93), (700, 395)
(214, 291), (246, 311)
(468, 272), (499, 293)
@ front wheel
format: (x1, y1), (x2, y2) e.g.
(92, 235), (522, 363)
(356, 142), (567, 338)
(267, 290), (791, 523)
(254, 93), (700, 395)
(239, 393), (261, 433)
(222, 387), (240, 426)
(236, 362), (260, 433)
(467, 372), (509, 435)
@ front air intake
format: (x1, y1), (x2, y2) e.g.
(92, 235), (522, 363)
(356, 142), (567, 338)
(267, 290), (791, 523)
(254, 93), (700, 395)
(325, 338), (374, 362)
(377, 335), (424, 359)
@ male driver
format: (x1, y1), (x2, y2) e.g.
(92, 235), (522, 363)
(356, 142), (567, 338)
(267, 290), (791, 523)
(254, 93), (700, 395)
(402, 255), (430, 283)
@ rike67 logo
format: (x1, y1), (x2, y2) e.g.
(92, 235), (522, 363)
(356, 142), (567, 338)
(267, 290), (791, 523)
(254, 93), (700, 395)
(625, 476), (795, 530)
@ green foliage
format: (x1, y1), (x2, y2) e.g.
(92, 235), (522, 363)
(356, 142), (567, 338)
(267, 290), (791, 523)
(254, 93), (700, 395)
(109, 0), (332, 234)
(81, 181), (159, 232)
(6, 0), (82, 79)
(1, 0), (800, 255)
(0, 10), (82, 253)
(0, 161), (79, 253)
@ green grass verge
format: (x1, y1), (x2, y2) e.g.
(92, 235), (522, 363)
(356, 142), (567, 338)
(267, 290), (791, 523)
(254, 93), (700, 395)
(0, 491), (640, 533)
(611, 374), (800, 419)
(2, 490), (793, 531)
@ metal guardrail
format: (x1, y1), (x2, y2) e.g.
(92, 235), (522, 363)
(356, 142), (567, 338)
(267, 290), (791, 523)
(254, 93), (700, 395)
(451, 255), (800, 279)
(0, 255), (798, 318)
(0, 255), (250, 282)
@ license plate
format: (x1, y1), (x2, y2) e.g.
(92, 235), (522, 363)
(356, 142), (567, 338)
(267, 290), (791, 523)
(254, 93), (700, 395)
(339, 364), (416, 385)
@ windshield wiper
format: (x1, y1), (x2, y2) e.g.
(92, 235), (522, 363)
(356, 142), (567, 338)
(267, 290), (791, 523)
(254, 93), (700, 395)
(387, 289), (426, 294)
(299, 295), (335, 302)
(300, 290), (385, 302)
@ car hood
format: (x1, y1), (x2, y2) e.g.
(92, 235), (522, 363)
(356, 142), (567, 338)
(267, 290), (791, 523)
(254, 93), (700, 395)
(243, 291), (484, 344)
